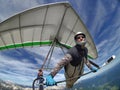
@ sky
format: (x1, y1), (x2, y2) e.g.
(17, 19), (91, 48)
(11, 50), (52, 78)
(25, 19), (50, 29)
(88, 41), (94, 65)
(0, 0), (120, 87)
(0, 47), (66, 86)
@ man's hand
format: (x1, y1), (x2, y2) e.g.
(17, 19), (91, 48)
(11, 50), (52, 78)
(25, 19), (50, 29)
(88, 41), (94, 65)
(46, 74), (56, 86)
(90, 67), (98, 72)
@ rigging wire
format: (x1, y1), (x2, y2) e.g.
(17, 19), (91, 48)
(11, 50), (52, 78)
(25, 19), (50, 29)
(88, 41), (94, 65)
(46, 42), (56, 70)
(40, 39), (57, 70)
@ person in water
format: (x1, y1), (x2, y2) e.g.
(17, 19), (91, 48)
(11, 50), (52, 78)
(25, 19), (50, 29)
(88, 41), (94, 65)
(46, 32), (98, 88)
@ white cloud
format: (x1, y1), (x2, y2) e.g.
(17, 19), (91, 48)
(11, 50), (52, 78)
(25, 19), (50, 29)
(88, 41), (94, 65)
(0, 46), (67, 86)
(96, 40), (108, 52)
(0, 52), (38, 85)
(0, 0), (45, 21)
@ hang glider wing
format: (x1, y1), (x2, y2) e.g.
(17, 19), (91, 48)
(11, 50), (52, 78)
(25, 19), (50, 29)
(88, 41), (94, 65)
(0, 2), (98, 59)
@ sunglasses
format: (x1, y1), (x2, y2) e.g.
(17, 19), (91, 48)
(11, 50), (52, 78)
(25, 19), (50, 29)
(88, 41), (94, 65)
(76, 36), (85, 39)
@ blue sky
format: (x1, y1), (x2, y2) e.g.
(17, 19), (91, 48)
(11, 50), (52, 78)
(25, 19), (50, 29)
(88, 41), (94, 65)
(0, 47), (66, 86)
(0, 0), (120, 87)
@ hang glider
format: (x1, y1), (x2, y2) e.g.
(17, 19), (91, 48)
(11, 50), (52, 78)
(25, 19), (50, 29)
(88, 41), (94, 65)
(0, 2), (98, 59)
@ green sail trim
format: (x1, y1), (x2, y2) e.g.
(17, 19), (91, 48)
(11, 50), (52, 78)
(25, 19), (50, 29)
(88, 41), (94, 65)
(0, 41), (94, 59)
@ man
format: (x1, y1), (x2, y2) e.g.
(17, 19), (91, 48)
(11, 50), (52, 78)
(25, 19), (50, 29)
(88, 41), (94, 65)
(46, 32), (98, 88)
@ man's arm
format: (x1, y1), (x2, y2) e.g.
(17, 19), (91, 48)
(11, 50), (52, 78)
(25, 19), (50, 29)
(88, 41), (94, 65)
(50, 54), (72, 77)
(84, 58), (98, 72)
(84, 57), (92, 69)
(46, 54), (72, 86)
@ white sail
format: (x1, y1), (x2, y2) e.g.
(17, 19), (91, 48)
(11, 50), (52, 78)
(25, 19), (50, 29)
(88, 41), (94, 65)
(0, 2), (98, 59)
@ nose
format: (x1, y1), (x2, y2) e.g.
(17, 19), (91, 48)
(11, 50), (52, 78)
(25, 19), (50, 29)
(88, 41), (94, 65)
(77, 38), (83, 42)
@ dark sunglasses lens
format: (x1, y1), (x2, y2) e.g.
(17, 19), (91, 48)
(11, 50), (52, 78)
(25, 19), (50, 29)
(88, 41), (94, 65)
(77, 36), (85, 39)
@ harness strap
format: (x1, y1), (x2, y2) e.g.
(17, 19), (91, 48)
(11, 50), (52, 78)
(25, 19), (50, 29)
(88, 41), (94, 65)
(65, 66), (77, 78)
